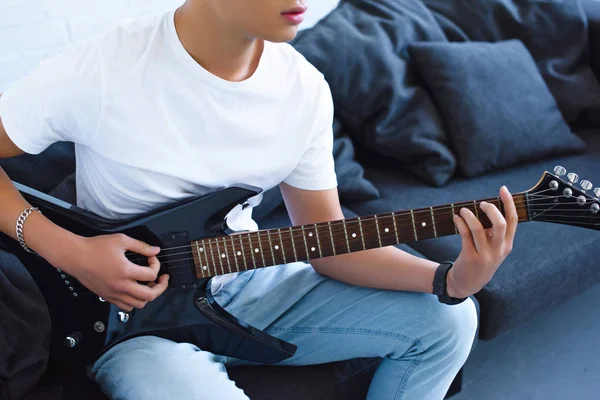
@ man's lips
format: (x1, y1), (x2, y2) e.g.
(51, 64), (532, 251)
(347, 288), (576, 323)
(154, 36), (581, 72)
(282, 5), (308, 14)
(281, 5), (307, 24)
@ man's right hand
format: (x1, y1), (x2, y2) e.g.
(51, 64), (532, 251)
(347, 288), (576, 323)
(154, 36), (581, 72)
(2, 108), (169, 312)
(57, 233), (170, 311)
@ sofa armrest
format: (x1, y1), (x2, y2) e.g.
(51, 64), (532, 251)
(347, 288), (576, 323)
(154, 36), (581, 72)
(582, 0), (600, 81)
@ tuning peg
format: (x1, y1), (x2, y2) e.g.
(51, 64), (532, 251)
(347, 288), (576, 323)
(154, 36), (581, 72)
(567, 172), (579, 184)
(581, 180), (593, 191)
(553, 166), (567, 176)
(594, 188), (600, 198)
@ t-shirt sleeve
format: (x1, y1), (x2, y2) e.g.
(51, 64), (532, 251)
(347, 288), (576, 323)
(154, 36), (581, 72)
(283, 77), (338, 191)
(0, 40), (102, 154)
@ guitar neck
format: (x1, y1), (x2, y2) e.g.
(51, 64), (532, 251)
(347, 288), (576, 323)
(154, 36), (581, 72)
(191, 194), (529, 278)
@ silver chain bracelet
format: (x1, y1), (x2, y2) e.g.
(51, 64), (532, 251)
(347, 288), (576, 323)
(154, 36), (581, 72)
(16, 207), (42, 254)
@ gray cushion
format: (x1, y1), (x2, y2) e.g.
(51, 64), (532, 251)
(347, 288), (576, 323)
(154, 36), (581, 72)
(331, 118), (380, 203)
(408, 40), (586, 177)
(291, 0), (457, 187)
(421, 0), (600, 126)
(584, 0), (600, 82)
(350, 130), (600, 339)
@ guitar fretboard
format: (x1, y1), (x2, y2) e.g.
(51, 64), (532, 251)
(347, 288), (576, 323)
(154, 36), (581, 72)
(191, 194), (528, 278)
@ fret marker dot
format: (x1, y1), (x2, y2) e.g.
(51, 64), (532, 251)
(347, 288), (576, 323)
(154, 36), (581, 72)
(199, 248), (204, 252)
(274, 245), (279, 250)
(421, 222), (427, 227)
(352, 233), (357, 238)
(308, 232), (313, 237)
(311, 247), (316, 251)
(202, 266), (207, 270)
(254, 248), (259, 253)
(384, 228), (390, 233)
(221, 254), (226, 258)
(237, 251), (241, 256)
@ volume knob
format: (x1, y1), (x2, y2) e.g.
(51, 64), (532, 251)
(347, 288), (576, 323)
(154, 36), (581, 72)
(594, 188), (600, 198)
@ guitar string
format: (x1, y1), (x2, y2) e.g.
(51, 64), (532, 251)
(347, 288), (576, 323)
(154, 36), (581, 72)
(125, 195), (597, 268)
(128, 202), (598, 275)
(161, 211), (600, 279)
(125, 193), (595, 263)
(124, 190), (560, 259)
(160, 208), (600, 278)
(136, 206), (599, 268)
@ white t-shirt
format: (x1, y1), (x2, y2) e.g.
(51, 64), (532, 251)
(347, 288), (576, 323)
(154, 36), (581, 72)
(0, 9), (337, 228)
(0, 10), (338, 287)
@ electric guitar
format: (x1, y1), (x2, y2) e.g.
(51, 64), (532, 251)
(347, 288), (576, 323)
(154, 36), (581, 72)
(3, 166), (599, 381)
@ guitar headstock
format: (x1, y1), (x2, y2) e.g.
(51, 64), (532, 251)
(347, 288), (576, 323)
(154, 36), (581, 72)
(525, 166), (599, 231)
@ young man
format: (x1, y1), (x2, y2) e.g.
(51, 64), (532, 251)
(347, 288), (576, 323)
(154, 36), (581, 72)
(0, 0), (517, 398)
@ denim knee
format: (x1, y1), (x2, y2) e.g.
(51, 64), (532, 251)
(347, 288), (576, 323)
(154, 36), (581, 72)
(88, 336), (249, 400)
(432, 297), (479, 366)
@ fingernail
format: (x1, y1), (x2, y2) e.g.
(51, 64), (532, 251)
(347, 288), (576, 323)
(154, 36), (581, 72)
(453, 214), (459, 219)
(152, 246), (160, 251)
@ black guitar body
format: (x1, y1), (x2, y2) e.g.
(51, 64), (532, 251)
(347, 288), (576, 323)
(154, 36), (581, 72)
(4, 183), (297, 382)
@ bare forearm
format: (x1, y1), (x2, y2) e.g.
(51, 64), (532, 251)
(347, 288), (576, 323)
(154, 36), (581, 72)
(310, 246), (439, 294)
(0, 167), (82, 267)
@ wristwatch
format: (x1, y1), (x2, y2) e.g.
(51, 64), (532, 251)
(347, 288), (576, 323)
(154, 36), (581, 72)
(433, 261), (467, 305)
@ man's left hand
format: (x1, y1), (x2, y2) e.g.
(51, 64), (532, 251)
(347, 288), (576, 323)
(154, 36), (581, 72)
(447, 186), (518, 298)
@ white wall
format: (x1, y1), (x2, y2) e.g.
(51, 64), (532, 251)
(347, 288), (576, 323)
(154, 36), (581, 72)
(0, 0), (339, 92)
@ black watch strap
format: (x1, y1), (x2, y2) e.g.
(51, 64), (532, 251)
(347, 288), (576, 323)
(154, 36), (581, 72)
(433, 261), (467, 305)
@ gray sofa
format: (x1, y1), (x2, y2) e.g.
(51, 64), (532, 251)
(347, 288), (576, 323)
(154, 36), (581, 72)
(2, 0), (600, 399)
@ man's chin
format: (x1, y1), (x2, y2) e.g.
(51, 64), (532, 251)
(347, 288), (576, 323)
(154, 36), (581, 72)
(265, 27), (300, 43)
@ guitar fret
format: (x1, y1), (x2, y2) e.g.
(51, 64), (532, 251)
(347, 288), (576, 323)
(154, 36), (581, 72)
(391, 212), (399, 243)
(195, 241), (206, 278)
(222, 237), (232, 273)
(473, 200), (480, 219)
(357, 217), (366, 250)
(328, 221), (336, 256)
(410, 210), (418, 240)
(374, 215), (382, 247)
(451, 203), (458, 234)
(342, 219), (351, 252)
(289, 227), (299, 262)
(430, 207), (438, 238)
(278, 229), (288, 264)
(301, 225), (311, 259)
(229, 236), (240, 272)
(266, 230), (276, 266)
(247, 233), (258, 269)
(199, 240), (211, 276)
(314, 223), (323, 257)
(207, 239), (219, 275)
(257, 233), (267, 267)
(238, 235), (249, 271)
(214, 239), (227, 274)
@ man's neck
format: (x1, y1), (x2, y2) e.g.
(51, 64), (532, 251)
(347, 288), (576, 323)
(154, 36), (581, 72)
(174, 2), (263, 82)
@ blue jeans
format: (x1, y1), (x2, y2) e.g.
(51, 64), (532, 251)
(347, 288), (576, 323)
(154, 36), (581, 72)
(88, 262), (478, 399)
